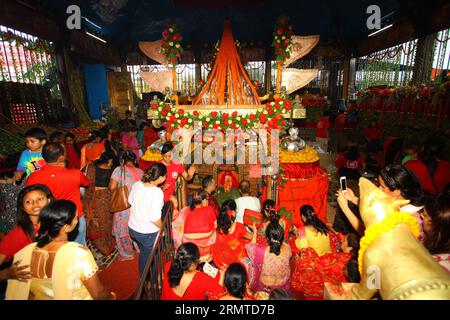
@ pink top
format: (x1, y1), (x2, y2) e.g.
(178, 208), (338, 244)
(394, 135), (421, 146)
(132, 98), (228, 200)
(122, 134), (140, 160)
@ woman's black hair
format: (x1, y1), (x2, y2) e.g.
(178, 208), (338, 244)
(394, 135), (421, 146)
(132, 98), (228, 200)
(36, 200), (77, 248)
(218, 199), (237, 235)
(224, 263), (247, 299)
(139, 122), (148, 131)
(168, 243), (200, 288)
(17, 184), (55, 242)
(269, 288), (293, 300)
(142, 163), (167, 183)
(201, 175), (214, 191)
(345, 146), (360, 162)
(384, 138), (404, 166)
(94, 152), (114, 166)
(65, 132), (81, 156)
(97, 128), (109, 141)
(265, 221), (284, 255)
(345, 259), (361, 283)
(120, 150), (137, 167)
(346, 233), (361, 259)
(49, 131), (64, 143)
(128, 126), (138, 133)
(423, 193), (450, 254)
(88, 130), (101, 143)
(161, 142), (174, 155)
(421, 136), (445, 179)
(379, 164), (425, 206)
(190, 190), (209, 210)
(300, 205), (329, 235)
(262, 199), (276, 221)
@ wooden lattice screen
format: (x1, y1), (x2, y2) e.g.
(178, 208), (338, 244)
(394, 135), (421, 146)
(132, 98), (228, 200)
(0, 82), (63, 125)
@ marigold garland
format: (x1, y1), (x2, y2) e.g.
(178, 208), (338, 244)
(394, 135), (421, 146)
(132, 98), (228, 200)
(160, 23), (183, 67)
(358, 212), (420, 274)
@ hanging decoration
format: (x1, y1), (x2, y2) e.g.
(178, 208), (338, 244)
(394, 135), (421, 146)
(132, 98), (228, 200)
(160, 23), (184, 67)
(160, 22), (183, 105)
(0, 30), (55, 54)
(271, 16), (293, 94)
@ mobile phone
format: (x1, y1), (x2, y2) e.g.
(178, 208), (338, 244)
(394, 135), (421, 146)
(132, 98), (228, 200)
(340, 176), (347, 192)
(203, 262), (219, 279)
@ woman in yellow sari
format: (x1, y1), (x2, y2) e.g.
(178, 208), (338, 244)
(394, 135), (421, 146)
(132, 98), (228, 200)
(6, 200), (115, 300)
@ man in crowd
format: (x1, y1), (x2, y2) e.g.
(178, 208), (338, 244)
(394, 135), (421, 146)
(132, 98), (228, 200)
(202, 175), (219, 217)
(235, 180), (261, 224)
(119, 110), (137, 134)
(25, 143), (89, 245)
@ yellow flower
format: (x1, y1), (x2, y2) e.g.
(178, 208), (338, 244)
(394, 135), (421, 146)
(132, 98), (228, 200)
(169, 42), (174, 46)
(175, 44), (180, 48)
(358, 212), (419, 274)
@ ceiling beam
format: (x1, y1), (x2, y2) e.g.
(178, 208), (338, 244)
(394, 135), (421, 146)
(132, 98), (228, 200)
(356, 1), (450, 57)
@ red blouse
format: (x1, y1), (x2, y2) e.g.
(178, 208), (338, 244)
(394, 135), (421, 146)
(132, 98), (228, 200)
(184, 206), (217, 234)
(161, 262), (224, 300)
(65, 144), (81, 169)
(211, 223), (249, 270)
(0, 225), (38, 261)
(404, 159), (450, 195)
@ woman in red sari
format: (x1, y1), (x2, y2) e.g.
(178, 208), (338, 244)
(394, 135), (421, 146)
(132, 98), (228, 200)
(161, 243), (223, 300)
(183, 191), (217, 262)
(208, 263), (262, 300)
(290, 230), (360, 300)
(211, 200), (254, 270)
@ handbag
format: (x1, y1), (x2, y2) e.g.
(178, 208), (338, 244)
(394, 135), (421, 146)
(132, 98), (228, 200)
(110, 166), (131, 213)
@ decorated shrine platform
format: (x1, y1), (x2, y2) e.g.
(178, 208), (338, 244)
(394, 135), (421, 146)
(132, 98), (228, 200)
(140, 141), (329, 224)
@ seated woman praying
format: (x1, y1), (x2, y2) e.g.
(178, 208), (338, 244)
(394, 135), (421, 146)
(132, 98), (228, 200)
(161, 243), (223, 300)
(290, 205), (340, 257)
(6, 200), (115, 300)
(290, 232), (360, 300)
(182, 190), (217, 262)
(244, 219), (292, 294)
(208, 263), (264, 300)
(211, 200), (254, 270)
(255, 200), (290, 246)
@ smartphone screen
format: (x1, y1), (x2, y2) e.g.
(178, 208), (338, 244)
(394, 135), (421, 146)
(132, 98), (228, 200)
(203, 262), (218, 278)
(340, 177), (347, 192)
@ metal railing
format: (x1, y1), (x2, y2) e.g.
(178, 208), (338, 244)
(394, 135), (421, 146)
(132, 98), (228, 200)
(133, 202), (175, 300)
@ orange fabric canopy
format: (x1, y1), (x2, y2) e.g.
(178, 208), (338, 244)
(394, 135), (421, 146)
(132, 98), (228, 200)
(193, 20), (260, 106)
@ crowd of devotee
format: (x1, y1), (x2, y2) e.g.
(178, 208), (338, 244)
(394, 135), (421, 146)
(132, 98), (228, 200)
(0, 110), (449, 300)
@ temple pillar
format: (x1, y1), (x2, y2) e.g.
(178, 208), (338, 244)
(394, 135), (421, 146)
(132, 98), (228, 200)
(341, 57), (357, 100)
(265, 54), (272, 95)
(411, 34), (436, 85)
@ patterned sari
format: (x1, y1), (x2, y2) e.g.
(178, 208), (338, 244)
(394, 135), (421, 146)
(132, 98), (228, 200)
(82, 166), (115, 256)
(111, 165), (143, 259)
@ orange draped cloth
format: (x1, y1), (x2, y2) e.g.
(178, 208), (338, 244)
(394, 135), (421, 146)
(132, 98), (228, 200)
(193, 20), (260, 106)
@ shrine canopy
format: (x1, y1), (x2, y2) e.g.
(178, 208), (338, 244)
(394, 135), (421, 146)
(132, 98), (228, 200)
(193, 20), (260, 106)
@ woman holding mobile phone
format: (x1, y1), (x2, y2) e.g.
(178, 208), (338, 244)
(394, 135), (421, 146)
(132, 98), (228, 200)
(161, 243), (223, 300)
(336, 164), (425, 236)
